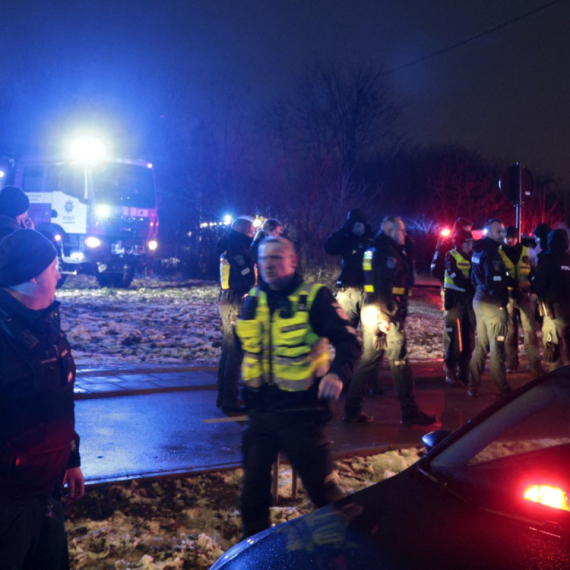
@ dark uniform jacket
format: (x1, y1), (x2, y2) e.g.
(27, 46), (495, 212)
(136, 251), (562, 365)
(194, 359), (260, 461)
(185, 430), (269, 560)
(324, 222), (374, 288)
(0, 290), (80, 502)
(471, 237), (509, 306)
(531, 229), (570, 307)
(364, 232), (413, 322)
(237, 273), (361, 411)
(217, 229), (256, 301)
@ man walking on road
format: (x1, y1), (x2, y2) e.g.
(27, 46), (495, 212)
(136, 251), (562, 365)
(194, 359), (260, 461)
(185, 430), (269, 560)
(0, 229), (84, 569)
(469, 219), (512, 398)
(235, 237), (360, 538)
(343, 216), (436, 426)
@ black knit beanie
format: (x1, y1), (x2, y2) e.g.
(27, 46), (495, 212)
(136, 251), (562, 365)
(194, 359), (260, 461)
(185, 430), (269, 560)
(0, 186), (30, 218)
(0, 229), (57, 287)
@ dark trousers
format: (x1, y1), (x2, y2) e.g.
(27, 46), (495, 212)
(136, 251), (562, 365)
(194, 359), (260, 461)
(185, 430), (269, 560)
(217, 291), (244, 408)
(344, 317), (418, 418)
(0, 495), (69, 570)
(469, 300), (509, 392)
(443, 291), (476, 383)
(505, 295), (541, 373)
(336, 288), (366, 329)
(240, 410), (343, 538)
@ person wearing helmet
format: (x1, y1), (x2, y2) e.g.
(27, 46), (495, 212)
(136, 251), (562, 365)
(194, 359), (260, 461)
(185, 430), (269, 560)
(499, 226), (543, 377)
(442, 229), (475, 386)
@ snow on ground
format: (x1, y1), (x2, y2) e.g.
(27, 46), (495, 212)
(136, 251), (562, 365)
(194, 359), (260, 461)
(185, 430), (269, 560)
(65, 448), (423, 569)
(58, 274), (443, 368)
(58, 274), (441, 568)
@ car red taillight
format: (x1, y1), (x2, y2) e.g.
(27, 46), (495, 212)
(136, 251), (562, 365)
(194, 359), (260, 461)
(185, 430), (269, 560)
(524, 485), (569, 511)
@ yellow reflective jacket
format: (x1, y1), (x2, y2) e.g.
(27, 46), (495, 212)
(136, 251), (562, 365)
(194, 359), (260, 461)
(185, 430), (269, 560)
(236, 282), (330, 391)
(499, 245), (532, 282)
(444, 249), (471, 292)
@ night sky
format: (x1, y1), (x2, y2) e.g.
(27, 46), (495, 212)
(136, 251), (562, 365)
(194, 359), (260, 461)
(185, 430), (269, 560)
(2, 0), (570, 182)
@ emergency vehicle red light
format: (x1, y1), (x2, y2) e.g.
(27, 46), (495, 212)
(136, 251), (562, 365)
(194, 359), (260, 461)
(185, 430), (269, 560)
(440, 228), (451, 237)
(524, 485), (570, 511)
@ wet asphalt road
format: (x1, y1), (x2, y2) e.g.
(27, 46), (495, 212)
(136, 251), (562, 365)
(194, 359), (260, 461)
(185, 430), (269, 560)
(76, 363), (535, 485)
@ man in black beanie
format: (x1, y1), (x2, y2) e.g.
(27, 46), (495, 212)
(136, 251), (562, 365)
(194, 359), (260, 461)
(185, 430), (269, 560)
(0, 186), (33, 236)
(0, 230), (83, 569)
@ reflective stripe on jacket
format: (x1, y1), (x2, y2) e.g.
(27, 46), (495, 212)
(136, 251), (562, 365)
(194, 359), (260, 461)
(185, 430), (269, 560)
(444, 249), (471, 292)
(236, 282), (329, 391)
(499, 245), (531, 282)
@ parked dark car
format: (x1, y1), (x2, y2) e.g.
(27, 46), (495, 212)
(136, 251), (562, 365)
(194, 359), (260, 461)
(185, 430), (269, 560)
(212, 367), (570, 569)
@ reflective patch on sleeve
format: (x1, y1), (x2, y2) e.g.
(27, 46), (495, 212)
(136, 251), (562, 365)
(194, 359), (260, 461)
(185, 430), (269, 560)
(472, 257), (480, 264)
(386, 257), (396, 269)
(493, 276), (502, 281)
(497, 336), (505, 342)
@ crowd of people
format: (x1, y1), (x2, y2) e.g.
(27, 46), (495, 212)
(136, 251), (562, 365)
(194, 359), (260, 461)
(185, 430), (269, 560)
(2, 181), (570, 563)
(217, 209), (570, 537)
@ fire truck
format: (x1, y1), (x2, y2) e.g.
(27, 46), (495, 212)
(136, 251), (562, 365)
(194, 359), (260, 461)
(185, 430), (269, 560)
(0, 140), (158, 288)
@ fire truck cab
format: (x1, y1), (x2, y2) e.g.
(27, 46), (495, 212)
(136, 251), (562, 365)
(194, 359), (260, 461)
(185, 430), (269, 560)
(5, 152), (158, 288)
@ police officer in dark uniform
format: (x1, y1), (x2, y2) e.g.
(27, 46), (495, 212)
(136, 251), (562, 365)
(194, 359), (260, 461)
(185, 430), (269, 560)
(324, 209), (374, 329)
(235, 237), (360, 538)
(216, 217), (256, 412)
(443, 229), (475, 386)
(468, 218), (511, 398)
(499, 226), (543, 376)
(0, 229), (83, 569)
(531, 229), (570, 370)
(343, 216), (436, 426)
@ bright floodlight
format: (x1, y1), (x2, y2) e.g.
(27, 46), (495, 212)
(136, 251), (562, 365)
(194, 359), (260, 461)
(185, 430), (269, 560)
(96, 204), (111, 218)
(223, 214), (233, 225)
(69, 136), (106, 163)
(0, 170), (5, 179)
(253, 217), (262, 228)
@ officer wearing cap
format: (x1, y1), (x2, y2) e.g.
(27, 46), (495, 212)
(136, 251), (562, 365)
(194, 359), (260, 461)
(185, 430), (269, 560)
(468, 219), (512, 398)
(499, 226), (543, 376)
(442, 229), (475, 386)
(431, 217), (473, 283)
(0, 229), (83, 569)
(0, 186), (33, 239)
(343, 216), (436, 426)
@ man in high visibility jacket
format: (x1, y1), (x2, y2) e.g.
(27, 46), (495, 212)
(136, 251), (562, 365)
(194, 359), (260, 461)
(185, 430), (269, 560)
(216, 217), (255, 413)
(343, 216), (436, 427)
(499, 226), (543, 377)
(235, 237), (361, 539)
(443, 229), (475, 386)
